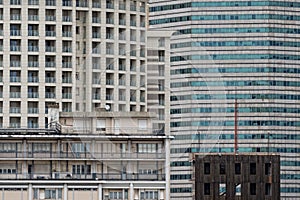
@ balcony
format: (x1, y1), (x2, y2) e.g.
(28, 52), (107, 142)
(76, 0), (88, 7)
(45, 62), (55, 68)
(10, 77), (20, 82)
(63, 47), (72, 53)
(28, 46), (39, 52)
(62, 62), (72, 68)
(10, 30), (21, 36)
(106, 33), (113, 39)
(28, 0), (39, 5)
(45, 92), (55, 98)
(119, 3), (125, 10)
(106, 49), (114, 55)
(10, 14), (21, 20)
(46, 31), (56, 37)
(92, 32), (100, 38)
(119, 65), (126, 71)
(45, 46), (56, 52)
(28, 30), (39, 36)
(92, 2), (100, 8)
(92, 63), (100, 69)
(93, 94), (100, 100)
(28, 107), (39, 114)
(62, 77), (72, 83)
(140, 7), (145, 12)
(130, 81), (136, 86)
(130, 20), (136, 26)
(28, 15), (39, 21)
(106, 95), (113, 100)
(10, 0), (21, 5)
(10, 46), (21, 52)
(10, 123), (20, 128)
(28, 92), (39, 98)
(28, 61), (39, 68)
(93, 79), (100, 84)
(28, 123), (39, 128)
(28, 77), (39, 82)
(46, 0), (56, 6)
(62, 93), (72, 99)
(62, 16), (72, 22)
(45, 15), (56, 21)
(119, 19), (126, 26)
(119, 95), (125, 101)
(10, 61), (21, 67)
(62, 0), (72, 6)
(106, 64), (114, 70)
(106, 18), (114, 24)
(62, 31), (72, 37)
(130, 5), (136, 11)
(92, 17), (100, 23)
(106, 3), (114, 9)
(45, 77), (56, 83)
(119, 79), (125, 85)
(10, 107), (20, 113)
(10, 92), (21, 98)
(106, 79), (114, 85)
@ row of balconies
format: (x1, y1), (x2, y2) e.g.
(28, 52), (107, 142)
(0, 151), (165, 160)
(0, 172), (165, 181)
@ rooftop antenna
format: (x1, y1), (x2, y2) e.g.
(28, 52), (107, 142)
(234, 99), (238, 154)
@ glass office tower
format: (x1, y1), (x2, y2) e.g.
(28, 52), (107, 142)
(149, 1), (300, 199)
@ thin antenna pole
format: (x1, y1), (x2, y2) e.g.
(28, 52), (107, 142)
(234, 99), (238, 154)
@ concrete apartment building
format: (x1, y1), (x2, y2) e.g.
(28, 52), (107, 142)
(0, 0), (147, 128)
(0, 0), (173, 199)
(149, 0), (300, 199)
(0, 109), (172, 200)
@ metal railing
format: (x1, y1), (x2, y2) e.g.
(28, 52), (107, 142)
(0, 172), (166, 181)
(0, 152), (165, 160)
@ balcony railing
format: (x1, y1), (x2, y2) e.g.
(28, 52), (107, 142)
(28, 30), (39, 36)
(28, 107), (39, 114)
(0, 172), (165, 181)
(28, 92), (39, 98)
(0, 151), (165, 160)
(10, 92), (21, 98)
(28, 15), (39, 21)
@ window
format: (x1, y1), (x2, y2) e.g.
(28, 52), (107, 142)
(250, 183), (256, 195)
(265, 163), (271, 175)
(32, 143), (50, 153)
(235, 183), (241, 196)
(235, 163), (241, 174)
(250, 163), (256, 175)
(204, 163), (210, 174)
(220, 163), (225, 174)
(72, 165), (91, 174)
(219, 183), (226, 196)
(265, 183), (271, 195)
(140, 191), (158, 199)
(138, 143), (157, 153)
(138, 119), (147, 130)
(96, 119), (106, 131)
(204, 183), (210, 195)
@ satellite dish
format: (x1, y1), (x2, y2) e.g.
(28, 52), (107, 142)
(105, 104), (110, 111)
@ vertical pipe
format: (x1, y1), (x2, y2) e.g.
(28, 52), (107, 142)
(234, 99), (238, 154)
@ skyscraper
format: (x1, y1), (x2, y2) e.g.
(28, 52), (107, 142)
(149, 0), (300, 199)
(0, 0), (147, 128)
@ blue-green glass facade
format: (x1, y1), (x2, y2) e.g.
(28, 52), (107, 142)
(149, 0), (300, 199)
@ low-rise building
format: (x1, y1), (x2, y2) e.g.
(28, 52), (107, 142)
(194, 153), (280, 200)
(0, 110), (172, 200)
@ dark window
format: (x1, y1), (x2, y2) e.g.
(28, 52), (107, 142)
(265, 163), (271, 175)
(204, 163), (210, 174)
(250, 163), (256, 175)
(235, 163), (241, 174)
(204, 183), (210, 195)
(220, 163), (225, 174)
(250, 183), (256, 195)
(265, 183), (271, 195)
